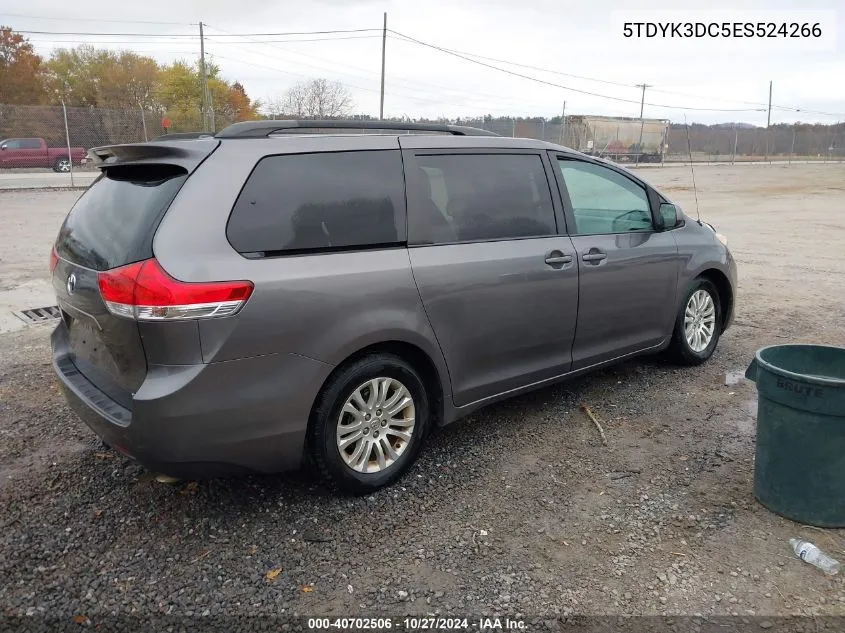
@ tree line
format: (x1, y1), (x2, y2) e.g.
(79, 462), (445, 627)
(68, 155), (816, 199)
(0, 25), (260, 131)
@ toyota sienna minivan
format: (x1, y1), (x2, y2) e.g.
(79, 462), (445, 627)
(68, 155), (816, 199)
(51, 120), (736, 493)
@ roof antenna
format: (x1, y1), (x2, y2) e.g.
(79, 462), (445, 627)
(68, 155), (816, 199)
(683, 114), (702, 225)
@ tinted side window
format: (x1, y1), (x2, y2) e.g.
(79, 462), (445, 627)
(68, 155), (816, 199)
(408, 154), (556, 245)
(20, 139), (42, 149)
(3, 140), (21, 149)
(558, 159), (652, 234)
(227, 150), (405, 255)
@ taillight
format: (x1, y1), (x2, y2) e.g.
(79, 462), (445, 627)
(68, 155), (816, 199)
(97, 259), (253, 321)
(49, 247), (59, 273)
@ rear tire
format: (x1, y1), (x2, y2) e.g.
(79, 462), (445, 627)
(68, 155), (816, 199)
(667, 278), (722, 365)
(53, 157), (71, 173)
(308, 353), (430, 494)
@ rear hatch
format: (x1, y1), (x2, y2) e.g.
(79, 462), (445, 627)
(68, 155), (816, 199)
(52, 140), (218, 408)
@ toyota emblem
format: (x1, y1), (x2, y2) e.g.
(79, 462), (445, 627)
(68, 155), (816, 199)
(66, 273), (77, 295)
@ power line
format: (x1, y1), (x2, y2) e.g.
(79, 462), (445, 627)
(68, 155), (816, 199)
(649, 87), (845, 117)
(393, 37), (843, 116)
(389, 32), (843, 116)
(13, 28), (380, 38)
(25, 35), (381, 46)
(1, 12), (194, 26)
(395, 32), (844, 118)
(388, 29), (764, 113)
(213, 51), (543, 114)
(389, 35), (635, 89)
(204, 24), (553, 110)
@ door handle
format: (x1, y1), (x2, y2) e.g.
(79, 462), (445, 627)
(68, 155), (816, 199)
(581, 250), (607, 263)
(544, 251), (573, 267)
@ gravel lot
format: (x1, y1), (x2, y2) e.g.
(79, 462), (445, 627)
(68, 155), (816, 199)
(1, 164), (844, 627)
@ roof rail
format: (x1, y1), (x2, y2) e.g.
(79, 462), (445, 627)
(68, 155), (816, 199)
(215, 120), (499, 138)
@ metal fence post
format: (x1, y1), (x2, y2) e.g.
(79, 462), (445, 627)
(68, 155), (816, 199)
(561, 114), (566, 147)
(141, 106), (148, 141)
(61, 99), (75, 187)
(789, 124), (796, 165)
(732, 125), (738, 165)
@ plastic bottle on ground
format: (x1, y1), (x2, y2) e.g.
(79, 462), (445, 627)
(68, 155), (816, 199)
(789, 538), (841, 575)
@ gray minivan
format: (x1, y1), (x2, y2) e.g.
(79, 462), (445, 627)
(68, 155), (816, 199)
(50, 120), (736, 493)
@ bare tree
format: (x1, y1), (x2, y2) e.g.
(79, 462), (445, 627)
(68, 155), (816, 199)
(282, 78), (353, 119)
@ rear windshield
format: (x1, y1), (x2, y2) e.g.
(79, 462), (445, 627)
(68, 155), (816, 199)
(55, 165), (188, 271)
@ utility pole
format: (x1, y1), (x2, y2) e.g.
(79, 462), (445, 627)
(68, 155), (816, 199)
(558, 101), (566, 144)
(765, 80), (772, 162)
(636, 83), (652, 165)
(379, 12), (387, 120)
(199, 21), (209, 131)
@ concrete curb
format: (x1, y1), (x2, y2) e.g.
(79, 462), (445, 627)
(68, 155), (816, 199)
(0, 185), (89, 192)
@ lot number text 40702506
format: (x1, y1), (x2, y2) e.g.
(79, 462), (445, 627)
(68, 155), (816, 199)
(307, 617), (527, 630)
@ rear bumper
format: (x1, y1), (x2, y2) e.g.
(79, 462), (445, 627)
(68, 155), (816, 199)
(51, 326), (333, 477)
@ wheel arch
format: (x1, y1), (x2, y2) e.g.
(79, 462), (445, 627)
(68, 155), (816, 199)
(310, 338), (449, 431)
(696, 268), (733, 331)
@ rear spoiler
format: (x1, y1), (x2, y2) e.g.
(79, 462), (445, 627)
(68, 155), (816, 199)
(87, 139), (219, 172)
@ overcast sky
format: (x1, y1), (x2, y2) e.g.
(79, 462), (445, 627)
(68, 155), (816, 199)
(5, 0), (844, 125)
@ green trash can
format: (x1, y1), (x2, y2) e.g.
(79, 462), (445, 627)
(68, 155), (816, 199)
(745, 344), (845, 527)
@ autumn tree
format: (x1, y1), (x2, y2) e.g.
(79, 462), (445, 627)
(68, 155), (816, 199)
(155, 60), (203, 128)
(100, 52), (160, 109)
(223, 81), (260, 122)
(0, 26), (47, 104)
(208, 78), (260, 127)
(46, 45), (111, 106)
(3, 35), (260, 132)
(281, 78), (353, 118)
(155, 60), (259, 131)
(45, 46), (160, 109)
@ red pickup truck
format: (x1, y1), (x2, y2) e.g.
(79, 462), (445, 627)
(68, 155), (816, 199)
(0, 137), (87, 172)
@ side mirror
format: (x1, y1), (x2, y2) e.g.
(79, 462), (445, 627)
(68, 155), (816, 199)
(658, 203), (680, 230)
(0, 145), (7, 150)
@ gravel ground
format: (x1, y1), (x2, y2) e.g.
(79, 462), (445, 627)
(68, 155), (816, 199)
(1, 164), (844, 628)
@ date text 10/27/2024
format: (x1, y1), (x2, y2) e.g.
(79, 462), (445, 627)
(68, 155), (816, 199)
(307, 617), (527, 631)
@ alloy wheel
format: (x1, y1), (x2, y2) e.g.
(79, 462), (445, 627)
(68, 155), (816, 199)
(336, 377), (416, 473)
(684, 289), (716, 352)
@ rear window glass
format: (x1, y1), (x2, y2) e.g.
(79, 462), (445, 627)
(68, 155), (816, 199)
(55, 165), (187, 271)
(226, 150), (405, 255)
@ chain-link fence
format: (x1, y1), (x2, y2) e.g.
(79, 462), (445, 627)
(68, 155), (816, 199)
(2, 104), (843, 187)
(456, 117), (844, 164)
(0, 103), (237, 185)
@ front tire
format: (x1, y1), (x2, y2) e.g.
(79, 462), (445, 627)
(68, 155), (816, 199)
(667, 278), (722, 365)
(309, 353), (430, 494)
